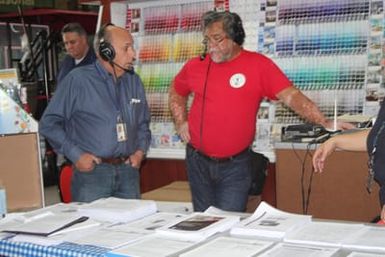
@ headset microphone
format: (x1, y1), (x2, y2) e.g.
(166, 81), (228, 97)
(110, 60), (134, 74)
(200, 41), (208, 61)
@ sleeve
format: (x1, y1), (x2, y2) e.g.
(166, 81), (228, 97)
(133, 75), (152, 153)
(173, 61), (192, 97)
(259, 56), (293, 100)
(39, 75), (84, 163)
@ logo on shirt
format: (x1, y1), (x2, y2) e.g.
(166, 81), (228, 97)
(229, 73), (246, 88)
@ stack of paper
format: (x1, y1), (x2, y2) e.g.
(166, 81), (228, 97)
(230, 201), (312, 239)
(106, 234), (196, 257)
(284, 221), (365, 247)
(257, 243), (339, 257)
(342, 225), (385, 252)
(155, 212), (240, 242)
(179, 236), (273, 257)
(347, 252), (385, 257)
(78, 197), (157, 223)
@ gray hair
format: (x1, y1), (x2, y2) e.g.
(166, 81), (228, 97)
(201, 11), (245, 46)
(61, 23), (87, 37)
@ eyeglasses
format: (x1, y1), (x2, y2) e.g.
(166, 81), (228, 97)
(202, 35), (227, 46)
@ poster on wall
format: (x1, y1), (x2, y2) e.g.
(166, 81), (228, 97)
(0, 69), (37, 134)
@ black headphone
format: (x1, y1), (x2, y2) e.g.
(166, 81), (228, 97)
(98, 23), (115, 62)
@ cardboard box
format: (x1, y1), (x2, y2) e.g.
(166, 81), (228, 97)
(142, 181), (191, 202)
(142, 181), (261, 213)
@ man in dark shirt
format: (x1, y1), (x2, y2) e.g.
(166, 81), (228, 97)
(56, 23), (96, 84)
(40, 24), (151, 202)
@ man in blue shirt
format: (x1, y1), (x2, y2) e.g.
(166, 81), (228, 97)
(56, 23), (96, 84)
(40, 24), (151, 202)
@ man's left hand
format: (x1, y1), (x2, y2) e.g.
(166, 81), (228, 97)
(126, 150), (145, 169)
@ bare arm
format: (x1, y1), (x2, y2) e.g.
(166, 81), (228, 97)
(312, 129), (370, 172)
(277, 87), (355, 130)
(168, 81), (190, 142)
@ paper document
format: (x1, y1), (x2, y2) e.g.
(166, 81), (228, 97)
(156, 212), (240, 242)
(257, 243), (339, 257)
(78, 197), (157, 223)
(106, 235), (196, 257)
(343, 225), (385, 252)
(284, 221), (365, 247)
(347, 252), (385, 257)
(107, 212), (187, 232)
(230, 201), (311, 239)
(2, 212), (88, 236)
(179, 236), (273, 257)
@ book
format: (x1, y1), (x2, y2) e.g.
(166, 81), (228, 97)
(230, 201), (311, 239)
(257, 243), (339, 257)
(1, 211), (89, 236)
(179, 236), (274, 257)
(155, 212), (240, 242)
(78, 197), (157, 223)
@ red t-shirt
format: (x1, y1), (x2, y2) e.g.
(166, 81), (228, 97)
(174, 50), (292, 157)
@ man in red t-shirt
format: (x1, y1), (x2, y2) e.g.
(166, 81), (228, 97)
(169, 10), (353, 212)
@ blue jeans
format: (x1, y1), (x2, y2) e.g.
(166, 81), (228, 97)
(186, 145), (252, 212)
(71, 163), (140, 202)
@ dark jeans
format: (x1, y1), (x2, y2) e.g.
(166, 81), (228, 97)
(186, 145), (252, 212)
(71, 163), (140, 202)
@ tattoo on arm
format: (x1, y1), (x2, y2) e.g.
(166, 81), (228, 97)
(168, 83), (188, 129)
(279, 87), (328, 126)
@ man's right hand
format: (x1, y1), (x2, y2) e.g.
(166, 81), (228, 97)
(177, 121), (190, 143)
(75, 153), (101, 172)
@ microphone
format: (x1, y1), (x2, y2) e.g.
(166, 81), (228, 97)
(110, 60), (134, 74)
(200, 41), (208, 61)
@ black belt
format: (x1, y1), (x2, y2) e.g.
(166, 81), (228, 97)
(187, 144), (249, 163)
(101, 156), (128, 165)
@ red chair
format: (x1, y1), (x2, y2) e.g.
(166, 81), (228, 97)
(59, 164), (73, 203)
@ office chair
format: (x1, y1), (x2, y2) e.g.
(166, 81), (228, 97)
(59, 164), (73, 203)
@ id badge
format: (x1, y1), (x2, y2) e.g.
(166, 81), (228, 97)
(116, 122), (127, 142)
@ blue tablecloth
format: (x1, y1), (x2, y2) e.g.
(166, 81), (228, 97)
(0, 239), (109, 257)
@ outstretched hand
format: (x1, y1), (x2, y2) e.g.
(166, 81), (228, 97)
(312, 138), (337, 173)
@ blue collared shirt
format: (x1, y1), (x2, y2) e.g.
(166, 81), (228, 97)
(39, 61), (151, 163)
(56, 48), (97, 84)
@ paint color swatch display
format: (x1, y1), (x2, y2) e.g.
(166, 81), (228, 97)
(263, 0), (381, 125)
(278, 0), (370, 22)
(143, 7), (179, 34)
(276, 21), (369, 56)
(129, 0), (214, 124)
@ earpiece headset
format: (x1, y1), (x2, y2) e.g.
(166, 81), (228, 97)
(98, 23), (116, 62)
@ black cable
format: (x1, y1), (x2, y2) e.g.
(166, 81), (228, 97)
(304, 143), (316, 214)
(198, 59), (212, 152)
(291, 142), (307, 214)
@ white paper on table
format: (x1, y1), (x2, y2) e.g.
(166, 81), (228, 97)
(284, 221), (365, 247)
(343, 225), (385, 252)
(230, 201), (311, 239)
(257, 243), (339, 257)
(179, 236), (274, 257)
(106, 234), (196, 257)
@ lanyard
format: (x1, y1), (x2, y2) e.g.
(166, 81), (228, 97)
(367, 121), (385, 193)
